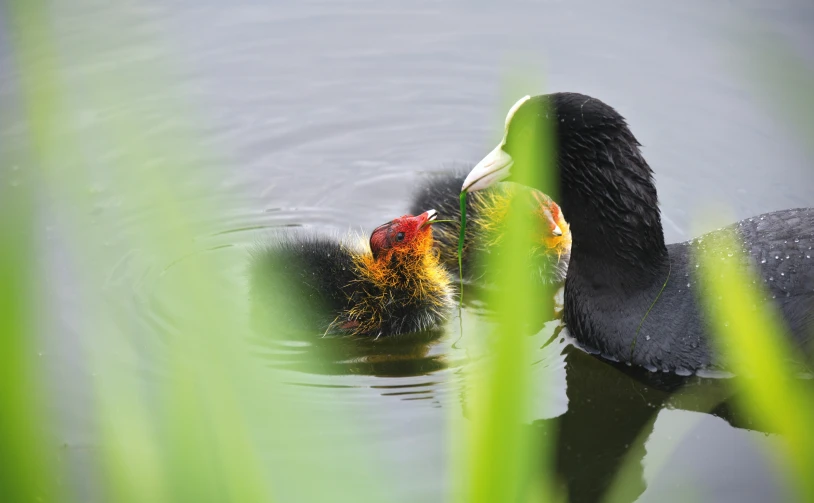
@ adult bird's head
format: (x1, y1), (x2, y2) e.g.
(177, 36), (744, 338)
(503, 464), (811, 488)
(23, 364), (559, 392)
(461, 94), (542, 193)
(462, 93), (635, 193)
(462, 93), (665, 267)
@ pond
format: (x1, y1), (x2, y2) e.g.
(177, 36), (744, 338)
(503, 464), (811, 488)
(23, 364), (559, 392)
(3, 1), (814, 502)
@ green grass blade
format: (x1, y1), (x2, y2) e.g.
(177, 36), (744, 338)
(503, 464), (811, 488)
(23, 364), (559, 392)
(458, 78), (558, 503)
(458, 191), (467, 306)
(0, 179), (57, 503)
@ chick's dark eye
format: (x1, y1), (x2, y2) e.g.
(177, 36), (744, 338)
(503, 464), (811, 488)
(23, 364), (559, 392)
(396, 232), (405, 242)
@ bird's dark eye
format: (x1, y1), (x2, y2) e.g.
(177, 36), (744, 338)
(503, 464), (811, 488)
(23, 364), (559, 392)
(395, 232), (405, 242)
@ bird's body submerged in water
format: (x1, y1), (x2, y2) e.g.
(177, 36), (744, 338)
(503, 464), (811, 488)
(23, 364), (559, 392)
(462, 92), (814, 373)
(410, 168), (571, 286)
(251, 210), (453, 338)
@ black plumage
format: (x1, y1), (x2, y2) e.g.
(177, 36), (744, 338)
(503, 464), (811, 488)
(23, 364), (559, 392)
(464, 92), (814, 372)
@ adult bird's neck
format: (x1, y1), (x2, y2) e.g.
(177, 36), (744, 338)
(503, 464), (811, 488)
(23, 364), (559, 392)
(556, 122), (669, 289)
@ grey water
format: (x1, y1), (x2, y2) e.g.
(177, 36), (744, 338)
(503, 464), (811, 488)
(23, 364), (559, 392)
(2, 1), (814, 502)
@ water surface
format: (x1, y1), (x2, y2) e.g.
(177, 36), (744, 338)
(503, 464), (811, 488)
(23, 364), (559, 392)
(3, 1), (814, 502)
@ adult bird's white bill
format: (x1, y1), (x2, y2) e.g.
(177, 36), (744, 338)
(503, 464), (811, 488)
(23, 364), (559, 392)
(462, 95), (532, 193)
(461, 144), (513, 193)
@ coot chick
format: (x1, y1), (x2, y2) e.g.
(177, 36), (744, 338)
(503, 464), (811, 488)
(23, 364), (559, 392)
(410, 169), (571, 285)
(462, 92), (814, 372)
(251, 210), (453, 338)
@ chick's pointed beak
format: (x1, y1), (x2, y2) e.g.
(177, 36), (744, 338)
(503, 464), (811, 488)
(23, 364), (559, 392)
(419, 209), (438, 228)
(461, 144), (514, 193)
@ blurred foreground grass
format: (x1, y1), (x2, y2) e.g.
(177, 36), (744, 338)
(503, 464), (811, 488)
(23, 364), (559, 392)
(4, 2), (553, 502)
(4, 2), (389, 502)
(0, 164), (56, 502)
(698, 226), (814, 502)
(698, 39), (814, 502)
(3, 2), (813, 503)
(454, 74), (560, 503)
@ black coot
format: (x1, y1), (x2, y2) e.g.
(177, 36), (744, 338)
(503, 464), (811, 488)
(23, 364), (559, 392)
(462, 92), (814, 373)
